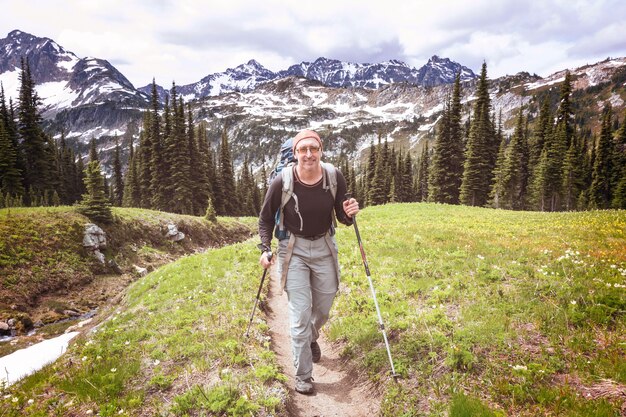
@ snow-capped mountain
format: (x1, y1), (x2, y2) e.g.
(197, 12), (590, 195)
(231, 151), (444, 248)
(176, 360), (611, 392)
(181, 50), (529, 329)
(0, 30), (149, 141)
(141, 55), (477, 101)
(1, 29), (624, 172)
(278, 55), (475, 89)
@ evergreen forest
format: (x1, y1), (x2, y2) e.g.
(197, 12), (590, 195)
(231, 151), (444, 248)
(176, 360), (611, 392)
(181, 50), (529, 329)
(1, 60), (625, 220)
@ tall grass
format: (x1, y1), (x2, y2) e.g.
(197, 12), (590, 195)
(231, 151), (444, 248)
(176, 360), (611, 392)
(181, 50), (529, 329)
(330, 203), (625, 416)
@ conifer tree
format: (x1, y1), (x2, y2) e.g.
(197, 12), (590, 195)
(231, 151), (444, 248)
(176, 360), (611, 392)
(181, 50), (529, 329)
(403, 151), (415, 202)
(388, 176), (398, 203)
(75, 155), (86, 199)
(239, 157), (256, 215)
(195, 121), (212, 214)
(610, 112), (626, 208)
(122, 137), (141, 207)
(368, 140), (387, 206)
(429, 98), (451, 202)
(205, 195), (217, 222)
(590, 103), (614, 208)
(112, 138), (124, 206)
(394, 150), (406, 202)
(78, 160), (112, 224)
(349, 164), (359, 203)
(460, 63), (496, 206)
(416, 143), (429, 202)
(217, 127), (236, 215)
(150, 79), (167, 210)
(429, 74), (464, 204)
(489, 136), (508, 209)
(137, 114), (153, 208)
(556, 71), (574, 149)
(611, 113), (626, 208)
(166, 97), (193, 214)
(18, 59), (55, 204)
(186, 104), (204, 215)
(260, 163), (268, 200)
(58, 132), (79, 204)
(365, 138), (377, 204)
(493, 109), (530, 210)
(545, 122), (567, 211)
(562, 133), (585, 211)
(0, 116), (23, 198)
(528, 98), (552, 179)
(576, 135), (593, 210)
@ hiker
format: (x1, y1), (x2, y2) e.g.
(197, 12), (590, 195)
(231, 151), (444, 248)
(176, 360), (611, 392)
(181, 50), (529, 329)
(258, 129), (359, 394)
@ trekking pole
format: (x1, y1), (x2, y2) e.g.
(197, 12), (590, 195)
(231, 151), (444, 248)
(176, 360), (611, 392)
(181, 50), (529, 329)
(245, 246), (273, 338)
(345, 194), (400, 381)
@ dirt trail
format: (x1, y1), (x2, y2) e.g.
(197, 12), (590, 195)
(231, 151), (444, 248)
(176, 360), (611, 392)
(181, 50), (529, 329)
(266, 267), (381, 417)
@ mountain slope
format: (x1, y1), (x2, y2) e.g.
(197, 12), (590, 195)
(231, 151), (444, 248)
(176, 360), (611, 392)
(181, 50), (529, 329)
(0, 30), (150, 144)
(1, 29), (625, 174)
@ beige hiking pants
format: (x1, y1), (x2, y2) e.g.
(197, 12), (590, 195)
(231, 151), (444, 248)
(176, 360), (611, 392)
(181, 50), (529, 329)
(277, 233), (339, 380)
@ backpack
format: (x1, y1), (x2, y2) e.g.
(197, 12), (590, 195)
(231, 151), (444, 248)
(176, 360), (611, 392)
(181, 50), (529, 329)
(270, 139), (338, 240)
(269, 138), (297, 184)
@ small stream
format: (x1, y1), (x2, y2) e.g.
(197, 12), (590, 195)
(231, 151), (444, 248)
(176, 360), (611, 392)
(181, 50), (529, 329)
(0, 310), (98, 387)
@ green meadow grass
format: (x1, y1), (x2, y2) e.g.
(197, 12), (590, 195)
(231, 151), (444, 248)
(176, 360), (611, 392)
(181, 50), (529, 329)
(331, 203), (625, 416)
(1, 239), (286, 416)
(1, 203), (624, 416)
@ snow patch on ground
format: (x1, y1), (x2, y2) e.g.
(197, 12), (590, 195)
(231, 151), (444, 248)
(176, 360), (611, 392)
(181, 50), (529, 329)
(0, 332), (79, 386)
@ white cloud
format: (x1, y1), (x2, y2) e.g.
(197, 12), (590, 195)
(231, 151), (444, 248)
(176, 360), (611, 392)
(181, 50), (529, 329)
(1, 0), (624, 87)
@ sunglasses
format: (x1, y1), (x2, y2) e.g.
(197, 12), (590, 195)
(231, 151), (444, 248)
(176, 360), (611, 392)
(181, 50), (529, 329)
(296, 146), (321, 155)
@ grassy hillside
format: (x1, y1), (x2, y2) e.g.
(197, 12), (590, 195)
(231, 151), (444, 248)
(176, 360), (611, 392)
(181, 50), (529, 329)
(0, 207), (256, 338)
(330, 204), (625, 416)
(1, 203), (624, 416)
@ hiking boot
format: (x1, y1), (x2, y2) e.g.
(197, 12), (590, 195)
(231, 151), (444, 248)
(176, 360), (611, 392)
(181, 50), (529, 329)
(295, 377), (314, 394)
(311, 341), (321, 363)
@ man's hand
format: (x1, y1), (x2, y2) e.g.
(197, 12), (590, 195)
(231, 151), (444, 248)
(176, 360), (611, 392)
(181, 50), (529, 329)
(259, 251), (274, 269)
(343, 198), (360, 219)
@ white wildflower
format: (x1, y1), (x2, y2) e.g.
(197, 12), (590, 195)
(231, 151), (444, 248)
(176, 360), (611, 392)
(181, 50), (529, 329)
(111, 368), (117, 373)
(477, 255), (485, 260)
(512, 365), (527, 371)
(27, 399), (34, 405)
(153, 359), (161, 366)
(82, 356), (88, 361)
(570, 300), (577, 305)
(125, 340), (130, 346)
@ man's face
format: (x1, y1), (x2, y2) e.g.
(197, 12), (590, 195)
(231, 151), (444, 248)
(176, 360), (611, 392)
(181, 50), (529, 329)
(295, 138), (322, 168)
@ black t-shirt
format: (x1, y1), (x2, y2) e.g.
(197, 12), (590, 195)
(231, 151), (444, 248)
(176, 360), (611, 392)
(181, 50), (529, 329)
(258, 165), (352, 248)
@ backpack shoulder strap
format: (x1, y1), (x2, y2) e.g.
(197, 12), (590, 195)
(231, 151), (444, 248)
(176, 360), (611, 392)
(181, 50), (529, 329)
(321, 162), (338, 200)
(321, 162), (338, 229)
(278, 165), (303, 232)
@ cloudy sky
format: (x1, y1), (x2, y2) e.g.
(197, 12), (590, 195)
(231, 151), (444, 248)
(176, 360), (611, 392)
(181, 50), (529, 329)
(1, 0), (624, 87)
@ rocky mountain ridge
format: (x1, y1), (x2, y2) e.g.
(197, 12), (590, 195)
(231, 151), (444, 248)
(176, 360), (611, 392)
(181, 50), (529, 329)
(1, 29), (624, 172)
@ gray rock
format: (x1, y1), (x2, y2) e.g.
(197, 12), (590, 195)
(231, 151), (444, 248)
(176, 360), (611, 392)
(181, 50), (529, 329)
(0, 322), (9, 332)
(93, 249), (105, 264)
(83, 223), (106, 249)
(133, 265), (148, 277)
(166, 223), (185, 242)
(63, 310), (80, 317)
